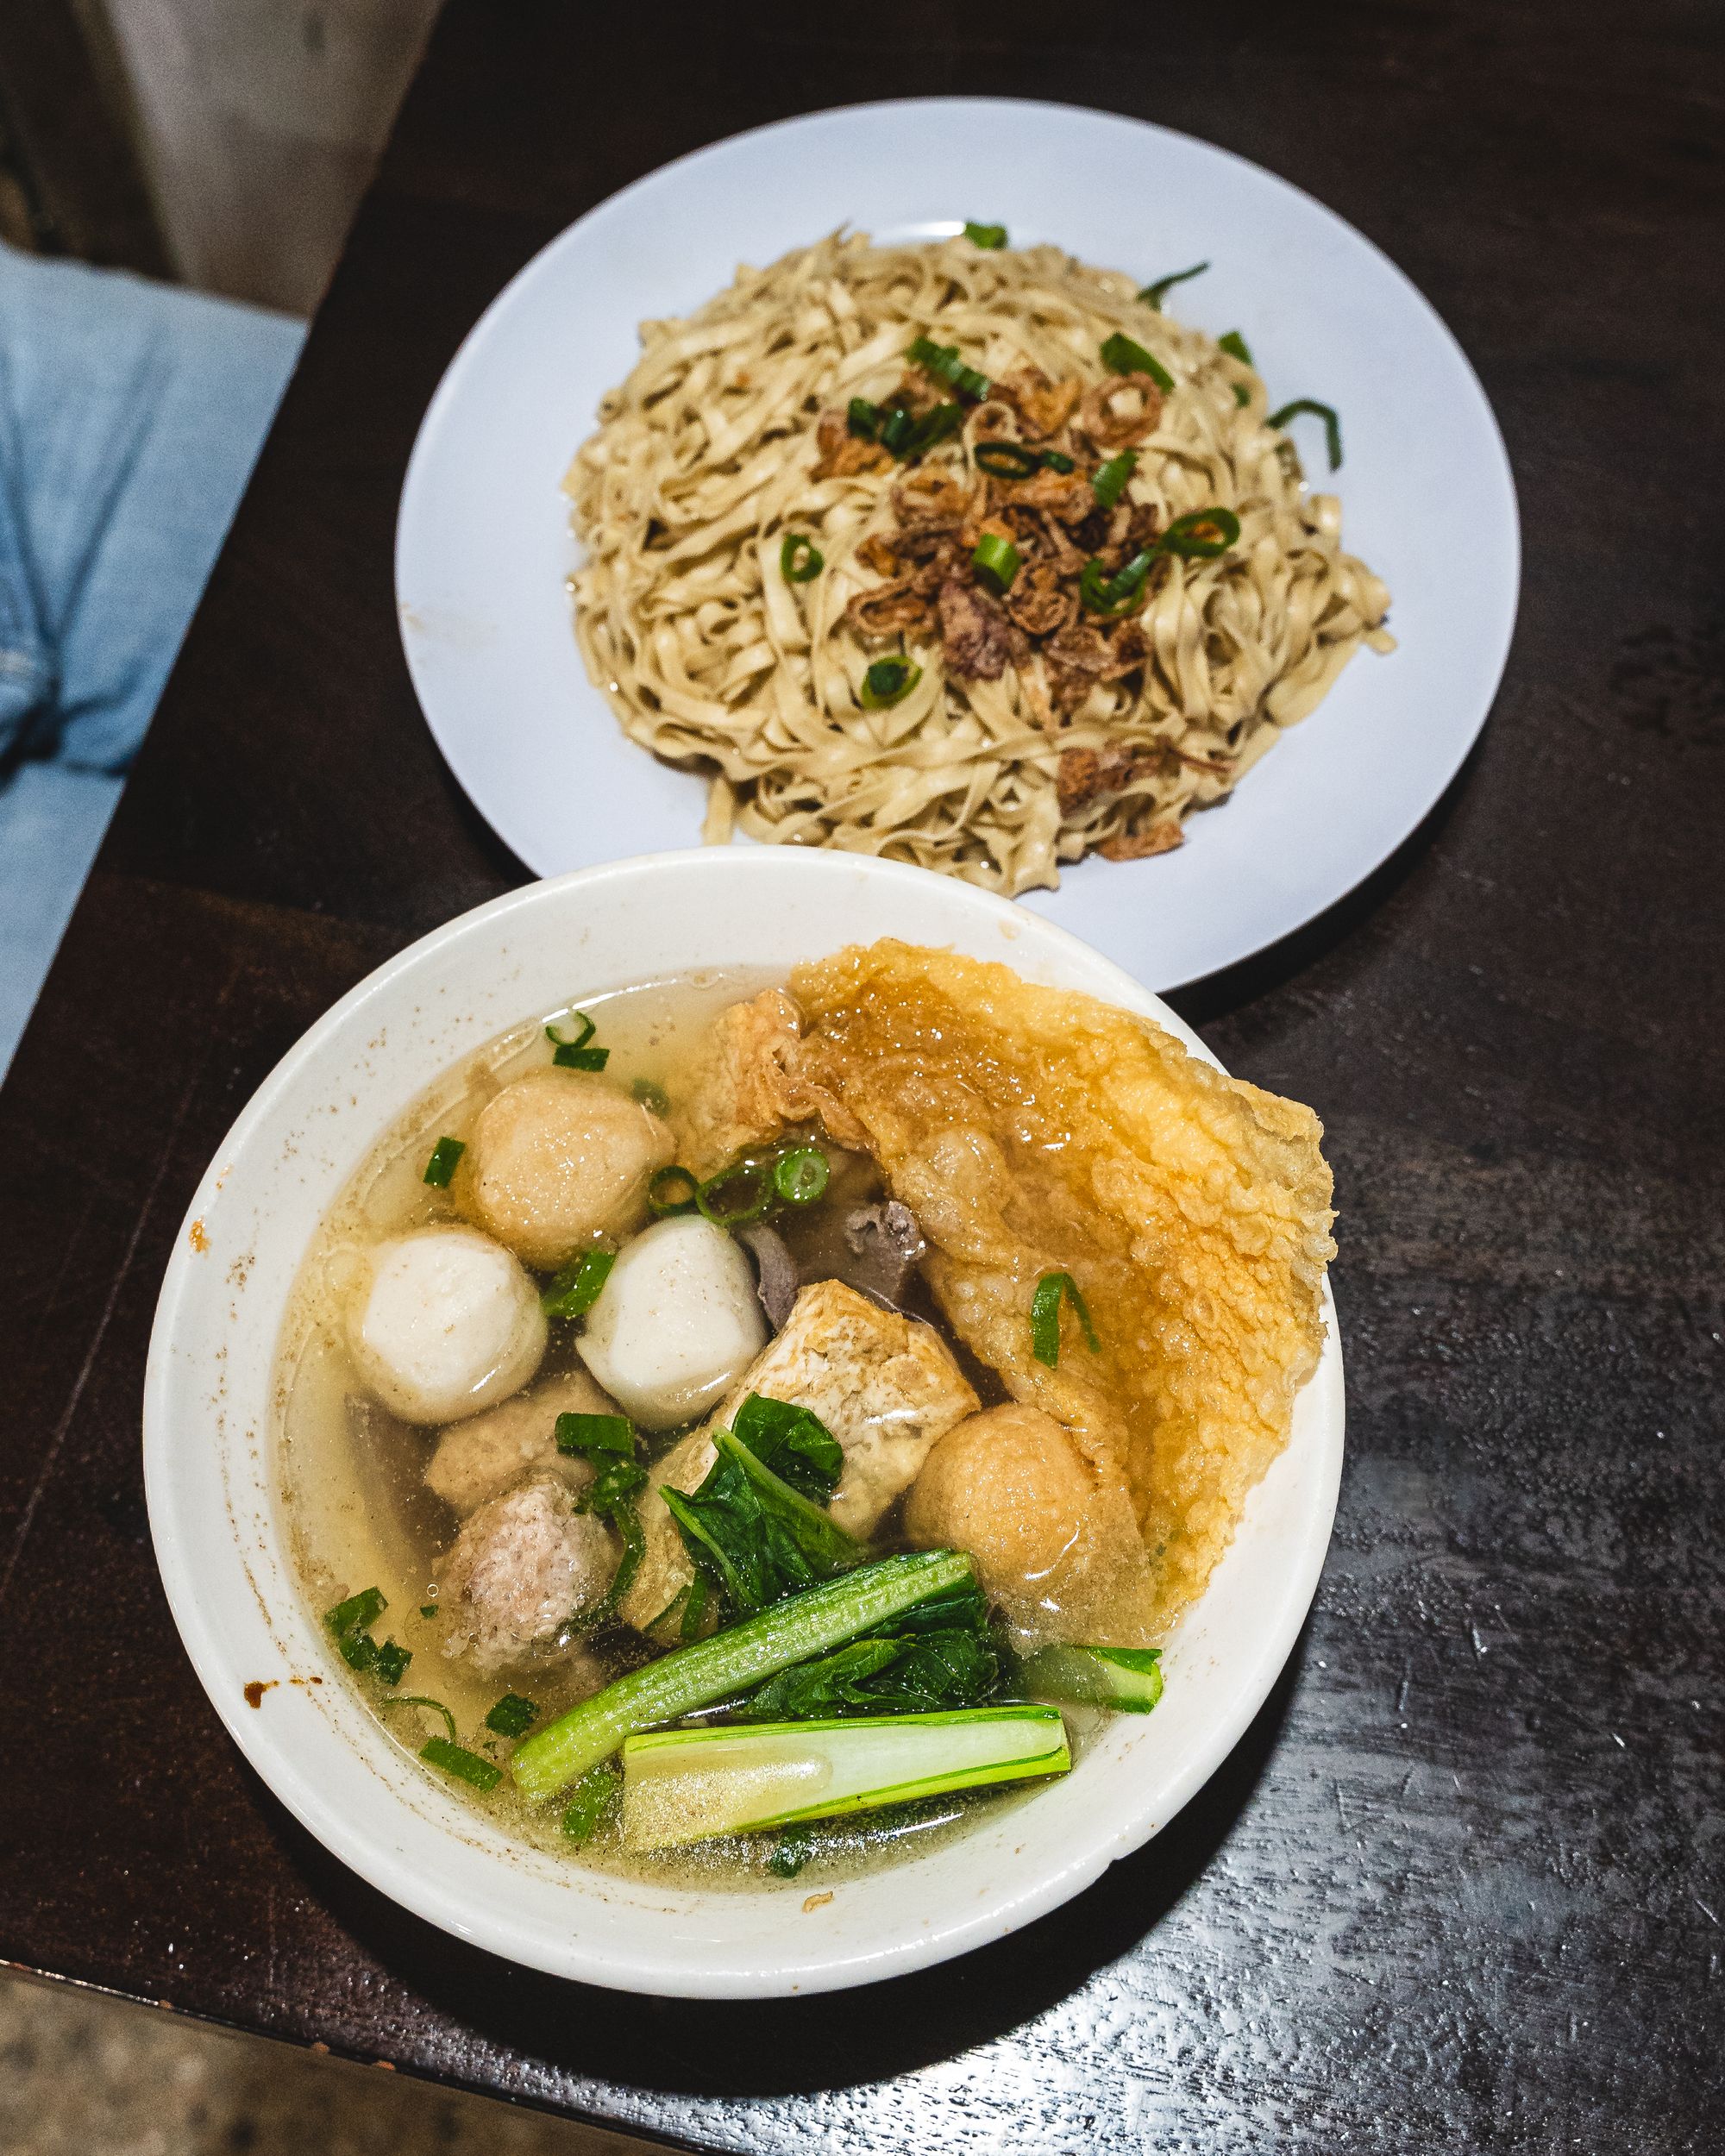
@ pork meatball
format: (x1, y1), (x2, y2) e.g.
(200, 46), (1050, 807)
(436, 1472), (615, 1670)
(456, 1069), (674, 1269)
(904, 1404), (1094, 1602)
(576, 1214), (766, 1430)
(424, 1364), (618, 1517)
(345, 1225), (545, 1425)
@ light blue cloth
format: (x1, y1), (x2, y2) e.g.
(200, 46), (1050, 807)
(0, 242), (303, 1075)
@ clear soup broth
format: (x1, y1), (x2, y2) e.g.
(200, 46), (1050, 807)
(277, 967), (1095, 1890)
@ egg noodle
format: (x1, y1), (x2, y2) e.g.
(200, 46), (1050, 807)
(567, 231), (1393, 895)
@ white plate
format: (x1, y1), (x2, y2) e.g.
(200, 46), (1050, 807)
(146, 850), (1343, 1996)
(397, 97), (1517, 993)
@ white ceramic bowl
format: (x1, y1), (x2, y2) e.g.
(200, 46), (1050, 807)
(144, 849), (1344, 1997)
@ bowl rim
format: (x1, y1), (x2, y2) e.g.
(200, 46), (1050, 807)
(143, 847), (1343, 1996)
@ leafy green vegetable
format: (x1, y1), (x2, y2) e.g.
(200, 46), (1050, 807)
(511, 1550), (979, 1802)
(1020, 1642), (1164, 1712)
(552, 1415), (648, 1630)
(663, 1430), (859, 1620)
(620, 1705), (1070, 1849)
(963, 221), (1007, 249)
(370, 1639), (411, 1687)
(418, 1603), (440, 1620)
(486, 1692), (539, 1739)
(730, 1394), (844, 1501)
(736, 1574), (1000, 1720)
(561, 1760), (621, 1842)
(325, 1587), (385, 1639)
(555, 1412), (636, 1459)
(1218, 329), (1252, 365)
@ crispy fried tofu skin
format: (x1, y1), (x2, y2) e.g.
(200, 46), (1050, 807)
(787, 941), (1335, 1635)
(669, 987), (865, 1181)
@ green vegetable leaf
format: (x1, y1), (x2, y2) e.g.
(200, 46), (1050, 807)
(963, 221), (1007, 249)
(731, 1394), (844, 1501)
(561, 1760), (621, 1842)
(486, 1692), (540, 1739)
(663, 1428), (860, 1622)
(1031, 1270), (1101, 1367)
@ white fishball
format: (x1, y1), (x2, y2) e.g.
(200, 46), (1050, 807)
(347, 1225), (546, 1424)
(576, 1215), (766, 1430)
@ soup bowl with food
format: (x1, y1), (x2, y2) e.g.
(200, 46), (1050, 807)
(145, 848), (1343, 1996)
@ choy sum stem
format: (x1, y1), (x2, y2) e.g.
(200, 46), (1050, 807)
(509, 1550), (978, 1802)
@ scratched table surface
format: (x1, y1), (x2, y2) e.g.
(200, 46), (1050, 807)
(3, 3), (1722, 2149)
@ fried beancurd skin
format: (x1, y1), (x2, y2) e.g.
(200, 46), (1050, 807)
(669, 987), (866, 1181)
(787, 940), (1336, 1634)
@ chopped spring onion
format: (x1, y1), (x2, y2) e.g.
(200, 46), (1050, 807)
(1099, 332), (1175, 394)
(546, 1010), (595, 1050)
(620, 1705), (1070, 1850)
(1040, 448), (1076, 473)
(1268, 398), (1343, 472)
(1030, 1269), (1100, 1366)
(630, 1075), (670, 1115)
(850, 394), (963, 461)
(1078, 548), (1156, 618)
(907, 335), (991, 402)
(773, 1146), (830, 1206)
(973, 441), (1043, 480)
(418, 1603), (439, 1620)
(1091, 449), (1138, 511)
(555, 1411), (636, 1458)
(541, 1245), (615, 1319)
(421, 1136), (465, 1188)
(647, 1163), (699, 1215)
(971, 531), (1021, 593)
(553, 1041), (609, 1070)
(371, 1640), (411, 1688)
(1218, 329), (1252, 365)
(963, 220), (1007, 248)
(486, 1692), (540, 1739)
(696, 1158), (774, 1225)
(1160, 506), (1240, 559)
(780, 531), (824, 583)
(1138, 260), (1209, 310)
(1020, 1643), (1163, 1713)
(325, 1587), (385, 1639)
(859, 657), (922, 711)
(571, 1496), (644, 1633)
(510, 1549), (978, 1802)
(379, 1694), (457, 1742)
(561, 1760), (621, 1842)
(421, 1736), (503, 1792)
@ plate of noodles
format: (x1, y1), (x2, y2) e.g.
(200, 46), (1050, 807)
(397, 98), (1518, 989)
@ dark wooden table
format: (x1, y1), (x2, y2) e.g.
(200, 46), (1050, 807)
(4, 3), (1722, 2148)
